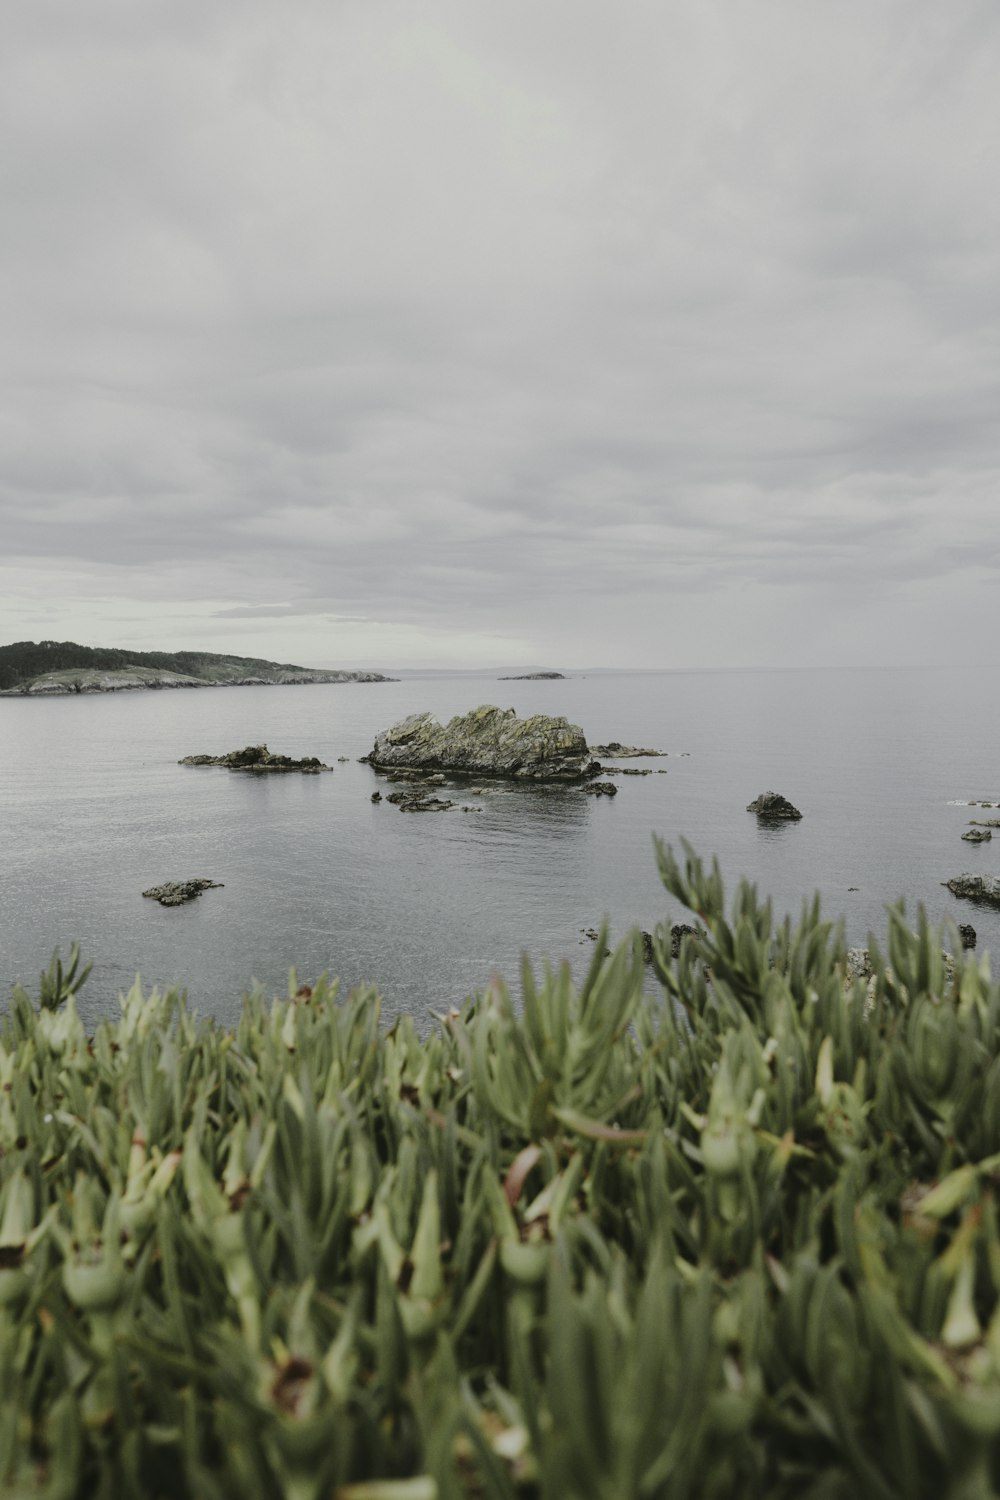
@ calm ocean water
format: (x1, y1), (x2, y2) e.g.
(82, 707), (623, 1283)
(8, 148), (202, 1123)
(2, 666), (998, 1030)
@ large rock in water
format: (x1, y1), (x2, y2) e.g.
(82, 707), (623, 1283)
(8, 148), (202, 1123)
(367, 705), (600, 781)
(746, 791), (803, 820)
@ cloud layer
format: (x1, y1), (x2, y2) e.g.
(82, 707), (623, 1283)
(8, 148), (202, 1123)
(3, 0), (998, 667)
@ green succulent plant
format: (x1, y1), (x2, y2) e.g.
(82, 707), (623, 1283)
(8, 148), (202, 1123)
(2, 841), (1000, 1496)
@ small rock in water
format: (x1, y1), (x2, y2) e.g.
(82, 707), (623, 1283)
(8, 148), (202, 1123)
(590, 742), (668, 758)
(583, 781), (618, 797)
(142, 879), (223, 907)
(746, 791), (802, 820)
(959, 923), (977, 948)
(670, 923), (702, 957)
(180, 744), (331, 773)
(386, 791), (454, 812)
(371, 791), (382, 803)
(945, 874), (1000, 906)
(962, 828), (992, 843)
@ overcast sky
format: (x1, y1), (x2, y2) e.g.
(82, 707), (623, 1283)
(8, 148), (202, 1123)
(2, 1), (998, 670)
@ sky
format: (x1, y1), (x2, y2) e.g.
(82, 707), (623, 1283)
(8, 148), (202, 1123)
(2, 0), (998, 672)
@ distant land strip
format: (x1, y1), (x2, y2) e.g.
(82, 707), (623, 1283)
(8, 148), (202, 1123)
(0, 640), (397, 695)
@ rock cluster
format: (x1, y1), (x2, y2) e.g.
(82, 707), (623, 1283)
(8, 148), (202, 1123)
(583, 781), (617, 797)
(746, 791), (803, 820)
(367, 706), (601, 782)
(180, 744), (331, 773)
(962, 828), (992, 843)
(142, 879), (223, 907)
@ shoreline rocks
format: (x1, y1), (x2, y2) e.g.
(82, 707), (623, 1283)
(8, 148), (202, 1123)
(747, 791), (803, 821)
(1, 668), (395, 696)
(180, 744), (331, 773)
(367, 706), (602, 782)
(142, 879), (223, 907)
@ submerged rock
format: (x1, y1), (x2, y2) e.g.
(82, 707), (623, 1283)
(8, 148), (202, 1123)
(962, 828), (992, 843)
(368, 706), (601, 782)
(180, 744), (331, 773)
(945, 874), (1000, 906)
(142, 879), (223, 907)
(385, 791), (454, 812)
(747, 791), (803, 820)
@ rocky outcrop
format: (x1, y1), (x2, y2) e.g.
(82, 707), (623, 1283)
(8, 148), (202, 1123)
(367, 706), (601, 782)
(945, 874), (1000, 906)
(962, 828), (992, 843)
(747, 791), (802, 820)
(498, 672), (565, 680)
(180, 744), (331, 773)
(590, 742), (667, 758)
(142, 879), (223, 907)
(583, 781), (617, 797)
(970, 819), (1000, 828)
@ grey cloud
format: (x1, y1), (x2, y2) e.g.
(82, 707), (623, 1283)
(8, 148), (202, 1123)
(1, 0), (998, 667)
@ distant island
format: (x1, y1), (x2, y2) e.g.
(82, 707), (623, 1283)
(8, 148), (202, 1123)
(497, 670), (565, 680)
(0, 640), (397, 695)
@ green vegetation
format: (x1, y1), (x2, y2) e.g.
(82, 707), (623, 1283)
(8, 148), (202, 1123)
(4, 842), (1000, 1497)
(0, 641), (384, 692)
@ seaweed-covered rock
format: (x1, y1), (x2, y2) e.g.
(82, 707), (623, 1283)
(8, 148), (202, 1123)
(180, 744), (331, 773)
(142, 879), (223, 907)
(945, 874), (1000, 906)
(368, 706), (600, 782)
(746, 791), (802, 820)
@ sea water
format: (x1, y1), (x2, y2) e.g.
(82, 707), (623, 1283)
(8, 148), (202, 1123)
(2, 665), (997, 1030)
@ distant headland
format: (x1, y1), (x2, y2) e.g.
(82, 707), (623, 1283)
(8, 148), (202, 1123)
(0, 640), (397, 695)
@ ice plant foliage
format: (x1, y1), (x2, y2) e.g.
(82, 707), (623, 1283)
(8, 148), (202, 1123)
(3, 841), (1000, 1497)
